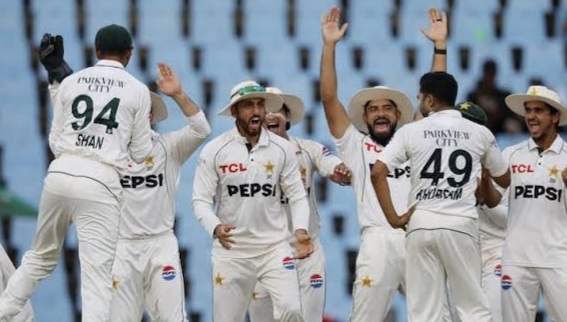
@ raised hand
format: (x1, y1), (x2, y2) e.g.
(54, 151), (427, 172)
(156, 63), (183, 97)
(38, 33), (73, 84)
(321, 7), (348, 45)
(330, 162), (352, 185)
(420, 7), (448, 44)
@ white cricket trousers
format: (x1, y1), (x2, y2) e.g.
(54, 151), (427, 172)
(349, 228), (406, 322)
(110, 232), (188, 322)
(0, 245), (34, 322)
(501, 265), (567, 322)
(482, 262), (503, 322)
(0, 156), (121, 322)
(406, 228), (491, 322)
(249, 239), (325, 322)
(212, 242), (304, 322)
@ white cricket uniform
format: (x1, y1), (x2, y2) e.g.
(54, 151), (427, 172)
(478, 196), (508, 322)
(192, 127), (310, 322)
(0, 245), (33, 322)
(109, 111), (210, 322)
(332, 124), (410, 322)
(0, 60), (153, 322)
(249, 137), (342, 322)
(501, 136), (567, 322)
(378, 110), (508, 322)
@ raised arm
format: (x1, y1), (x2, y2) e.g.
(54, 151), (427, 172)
(156, 63), (201, 118)
(421, 8), (448, 72)
(320, 7), (351, 139)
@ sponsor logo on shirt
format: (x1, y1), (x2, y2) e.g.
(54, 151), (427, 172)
(514, 185), (562, 202)
(121, 174), (164, 188)
(511, 164), (535, 173)
(162, 265), (176, 281)
(227, 183), (277, 197)
(494, 264), (502, 277)
(282, 257), (295, 270)
(322, 146), (331, 156)
(219, 163), (247, 174)
(501, 274), (512, 290)
(368, 163), (411, 179)
(364, 142), (382, 153)
(310, 274), (324, 289)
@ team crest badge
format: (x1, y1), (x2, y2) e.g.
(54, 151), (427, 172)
(145, 155), (155, 171)
(162, 265), (176, 281)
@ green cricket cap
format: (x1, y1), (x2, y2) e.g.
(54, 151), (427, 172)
(455, 101), (488, 126)
(95, 24), (133, 53)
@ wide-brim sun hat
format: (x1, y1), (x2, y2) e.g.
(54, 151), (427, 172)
(266, 87), (305, 125)
(505, 85), (567, 126)
(150, 92), (167, 124)
(217, 81), (283, 116)
(347, 86), (414, 133)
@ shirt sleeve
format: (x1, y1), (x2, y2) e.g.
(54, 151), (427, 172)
(278, 141), (309, 232)
(377, 126), (409, 172)
(161, 111), (211, 166)
(307, 140), (343, 178)
(48, 81), (66, 158)
(128, 88), (154, 164)
(332, 124), (361, 162)
(192, 145), (221, 236)
(481, 129), (508, 177)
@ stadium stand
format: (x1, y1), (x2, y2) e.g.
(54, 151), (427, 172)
(0, 0), (564, 321)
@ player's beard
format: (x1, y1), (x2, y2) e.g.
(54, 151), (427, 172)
(368, 121), (397, 146)
(236, 115), (263, 138)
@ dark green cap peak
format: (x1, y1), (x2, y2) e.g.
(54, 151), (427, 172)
(455, 101), (488, 126)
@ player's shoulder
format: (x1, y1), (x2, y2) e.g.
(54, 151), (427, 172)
(502, 140), (529, 159)
(268, 131), (293, 149)
(202, 130), (233, 152)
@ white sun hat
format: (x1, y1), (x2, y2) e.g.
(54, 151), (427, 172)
(347, 86), (414, 133)
(505, 85), (567, 126)
(150, 92), (168, 124)
(266, 87), (305, 126)
(217, 81), (283, 116)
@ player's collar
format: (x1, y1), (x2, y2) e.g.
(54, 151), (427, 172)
(527, 134), (564, 154)
(427, 109), (462, 118)
(96, 59), (126, 69)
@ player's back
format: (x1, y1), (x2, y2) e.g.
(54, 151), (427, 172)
(49, 60), (153, 174)
(401, 109), (504, 219)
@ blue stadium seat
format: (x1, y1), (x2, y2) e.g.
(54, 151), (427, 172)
(85, 0), (129, 41)
(191, 0), (235, 46)
(243, 0), (287, 45)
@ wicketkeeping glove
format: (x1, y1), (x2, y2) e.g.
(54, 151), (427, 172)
(39, 33), (73, 84)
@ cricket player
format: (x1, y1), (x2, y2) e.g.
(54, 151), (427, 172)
(372, 72), (510, 322)
(0, 25), (154, 322)
(192, 81), (314, 322)
(455, 101), (507, 322)
(500, 85), (567, 322)
(44, 38), (210, 320)
(320, 7), (450, 321)
(0, 245), (33, 322)
(248, 87), (351, 322)
(455, 101), (508, 322)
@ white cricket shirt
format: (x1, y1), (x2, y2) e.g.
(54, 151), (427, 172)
(282, 136), (342, 240)
(192, 127), (309, 258)
(502, 136), (567, 268)
(49, 60), (153, 173)
(333, 124), (411, 231)
(478, 201), (507, 272)
(378, 110), (508, 231)
(119, 111), (210, 238)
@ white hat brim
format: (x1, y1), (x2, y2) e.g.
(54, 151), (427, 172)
(347, 87), (414, 133)
(505, 94), (567, 126)
(281, 94), (305, 126)
(217, 92), (283, 116)
(150, 92), (168, 124)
